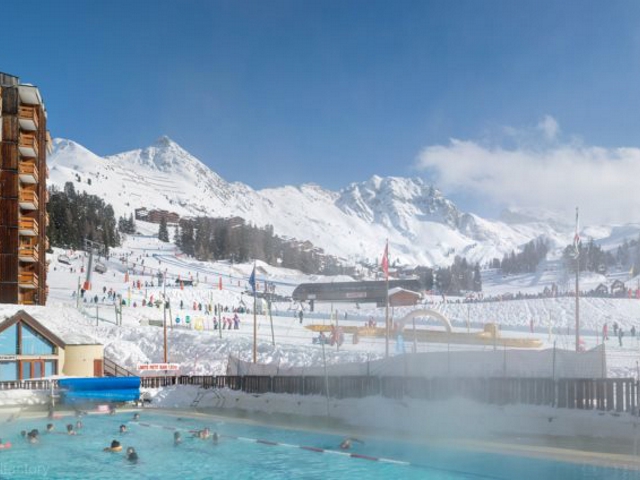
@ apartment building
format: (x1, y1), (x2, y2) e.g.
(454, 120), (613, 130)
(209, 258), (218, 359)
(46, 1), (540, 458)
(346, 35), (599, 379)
(0, 72), (51, 305)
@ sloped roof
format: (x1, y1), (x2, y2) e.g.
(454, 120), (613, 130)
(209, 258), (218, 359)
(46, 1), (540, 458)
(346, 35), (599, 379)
(0, 310), (66, 348)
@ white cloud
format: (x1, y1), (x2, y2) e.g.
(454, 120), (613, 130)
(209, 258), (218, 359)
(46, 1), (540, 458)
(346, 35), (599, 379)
(537, 115), (559, 140)
(416, 119), (640, 224)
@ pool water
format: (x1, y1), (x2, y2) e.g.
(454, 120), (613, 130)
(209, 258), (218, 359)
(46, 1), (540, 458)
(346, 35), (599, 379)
(0, 411), (637, 479)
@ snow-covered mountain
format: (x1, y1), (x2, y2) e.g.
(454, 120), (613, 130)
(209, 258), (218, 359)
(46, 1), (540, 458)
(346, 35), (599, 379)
(48, 137), (636, 267)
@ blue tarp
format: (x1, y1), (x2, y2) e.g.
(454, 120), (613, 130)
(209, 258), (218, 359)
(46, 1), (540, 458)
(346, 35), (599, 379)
(63, 389), (140, 403)
(58, 377), (140, 404)
(59, 377), (140, 391)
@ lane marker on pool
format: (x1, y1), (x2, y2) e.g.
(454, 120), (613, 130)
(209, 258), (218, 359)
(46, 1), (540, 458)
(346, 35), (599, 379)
(130, 421), (410, 466)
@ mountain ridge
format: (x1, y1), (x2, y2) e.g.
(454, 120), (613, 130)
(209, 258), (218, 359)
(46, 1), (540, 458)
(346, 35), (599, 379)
(47, 136), (632, 267)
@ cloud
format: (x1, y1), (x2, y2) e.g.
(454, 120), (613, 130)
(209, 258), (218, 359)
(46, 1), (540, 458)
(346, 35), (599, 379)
(416, 117), (640, 224)
(537, 115), (559, 140)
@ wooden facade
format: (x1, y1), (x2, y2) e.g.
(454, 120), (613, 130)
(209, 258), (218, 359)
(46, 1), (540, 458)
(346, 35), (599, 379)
(0, 73), (49, 305)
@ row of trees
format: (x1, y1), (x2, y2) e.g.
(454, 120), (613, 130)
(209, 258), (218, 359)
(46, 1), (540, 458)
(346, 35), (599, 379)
(173, 217), (354, 275)
(490, 238), (550, 275)
(413, 256), (482, 294)
(47, 182), (120, 251)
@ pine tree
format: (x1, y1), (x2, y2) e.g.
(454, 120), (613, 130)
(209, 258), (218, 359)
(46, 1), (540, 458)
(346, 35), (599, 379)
(158, 217), (169, 242)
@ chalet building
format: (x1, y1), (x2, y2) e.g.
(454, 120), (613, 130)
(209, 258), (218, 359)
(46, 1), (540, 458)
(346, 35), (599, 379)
(610, 280), (626, 297)
(148, 209), (180, 224)
(0, 309), (104, 381)
(0, 73), (51, 306)
(135, 208), (180, 224)
(388, 287), (422, 307)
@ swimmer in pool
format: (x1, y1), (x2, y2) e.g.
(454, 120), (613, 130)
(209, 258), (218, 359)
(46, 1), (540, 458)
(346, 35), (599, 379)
(119, 424), (127, 434)
(67, 424), (77, 435)
(174, 432), (182, 445)
(27, 430), (39, 444)
(126, 446), (139, 463)
(104, 440), (122, 452)
(339, 437), (364, 450)
(76, 420), (83, 430)
(212, 432), (219, 444)
(133, 413), (140, 421)
(46, 423), (54, 433)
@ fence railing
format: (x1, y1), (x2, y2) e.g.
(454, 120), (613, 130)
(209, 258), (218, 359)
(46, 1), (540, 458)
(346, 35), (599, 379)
(0, 379), (57, 390)
(1, 375), (636, 413)
(103, 357), (136, 377)
(137, 375), (639, 413)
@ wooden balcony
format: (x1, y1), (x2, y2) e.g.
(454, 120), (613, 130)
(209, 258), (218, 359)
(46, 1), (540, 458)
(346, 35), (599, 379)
(18, 131), (39, 158)
(18, 158), (39, 184)
(19, 189), (39, 211)
(18, 105), (39, 131)
(18, 272), (38, 289)
(19, 244), (39, 263)
(18, 217), (39, 236)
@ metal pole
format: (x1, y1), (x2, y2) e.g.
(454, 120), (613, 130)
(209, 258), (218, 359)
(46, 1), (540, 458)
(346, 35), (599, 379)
(253, 262), (257, 363)
(163, 271), (168, 363)
(385, 275), (390, 358)
(321, 340), (330, 419)
(575, 255), (580, 352)
(268, 295), (275, 346)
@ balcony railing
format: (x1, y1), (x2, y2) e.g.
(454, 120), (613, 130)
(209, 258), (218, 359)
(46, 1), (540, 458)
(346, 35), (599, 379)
(18, 217), (38, 236)
(18, 105), (39, 131)
(18, 272), (38, 289)
(18, 158), (38, 184)
(18, 244), (39, 263)
(18, 132), (39, 158)
(19, 189), (38, 211)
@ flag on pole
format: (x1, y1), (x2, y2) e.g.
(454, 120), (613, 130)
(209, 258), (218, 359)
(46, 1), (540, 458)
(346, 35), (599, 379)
(573, 207), (580, 250)
(572, 207), (581, 258)
(248, 264), (256, 293)
(381, 241), (389, 280)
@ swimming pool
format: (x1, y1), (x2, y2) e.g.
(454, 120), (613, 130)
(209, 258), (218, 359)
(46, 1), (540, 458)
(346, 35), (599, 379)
(0, 411), (637, 479)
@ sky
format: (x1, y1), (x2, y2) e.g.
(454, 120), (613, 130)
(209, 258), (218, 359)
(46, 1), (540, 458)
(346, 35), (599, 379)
(4, 0), (640, 223)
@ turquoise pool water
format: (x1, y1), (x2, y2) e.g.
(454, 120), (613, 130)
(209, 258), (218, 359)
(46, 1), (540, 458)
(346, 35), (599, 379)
(0, 411), (637, 479)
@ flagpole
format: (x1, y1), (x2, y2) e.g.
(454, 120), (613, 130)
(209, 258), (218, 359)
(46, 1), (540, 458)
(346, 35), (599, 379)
(252, 261), (257, 363)
(574, 207), (580, 353)
(385, 240), (390, 358)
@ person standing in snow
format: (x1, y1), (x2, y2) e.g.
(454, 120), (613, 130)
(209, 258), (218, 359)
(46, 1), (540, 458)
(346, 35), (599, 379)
(298, 309), (304, 325)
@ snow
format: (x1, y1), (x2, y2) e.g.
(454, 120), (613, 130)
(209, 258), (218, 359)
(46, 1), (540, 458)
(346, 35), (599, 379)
(10, 232), (632, 384)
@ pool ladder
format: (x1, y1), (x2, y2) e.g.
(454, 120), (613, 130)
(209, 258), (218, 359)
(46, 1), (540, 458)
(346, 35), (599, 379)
(190, 387), (225, 409)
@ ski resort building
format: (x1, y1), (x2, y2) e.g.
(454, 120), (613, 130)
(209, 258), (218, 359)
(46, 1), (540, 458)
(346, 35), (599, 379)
(0, 72), (51, 306)
(0, 310), (104, 381)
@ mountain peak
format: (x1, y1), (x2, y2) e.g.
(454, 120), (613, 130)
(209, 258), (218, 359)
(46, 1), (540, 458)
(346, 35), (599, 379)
(152, 135), (182, 151)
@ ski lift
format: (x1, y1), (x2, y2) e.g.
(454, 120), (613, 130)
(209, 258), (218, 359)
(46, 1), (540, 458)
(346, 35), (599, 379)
(94, 262), (107, 274)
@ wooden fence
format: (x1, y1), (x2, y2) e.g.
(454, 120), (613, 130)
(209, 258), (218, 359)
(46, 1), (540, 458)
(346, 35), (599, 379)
(138, 375), (639, 413)
(1, 376), (636, 413)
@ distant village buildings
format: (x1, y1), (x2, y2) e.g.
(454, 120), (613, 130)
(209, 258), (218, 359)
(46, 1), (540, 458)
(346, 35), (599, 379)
(135, 208), (180, 224)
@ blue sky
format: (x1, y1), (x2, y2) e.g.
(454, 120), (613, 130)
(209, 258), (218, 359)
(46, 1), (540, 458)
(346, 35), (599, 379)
(4, 1), (640, 219)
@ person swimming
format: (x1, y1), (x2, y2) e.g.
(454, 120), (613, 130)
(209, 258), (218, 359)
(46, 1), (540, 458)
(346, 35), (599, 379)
(76, 420), (83, 430)
(174, 432), (182, 445)
(119, 424), (127, 434)
(212, 432), (219, 444)
(133, 413), (140, 421)
(339, 437), (364, 450)
(46, 423), (54, 433)
(104, 440), (122, 452)
(67, 424), (77, 436)
(27, 429), (39, 444)
(126, 447), (139, 463)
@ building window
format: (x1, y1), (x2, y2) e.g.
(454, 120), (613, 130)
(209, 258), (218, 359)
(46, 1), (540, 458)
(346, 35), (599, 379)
(19, 324), (55, 355)
(0, 324), (18, 355)
(0, 362), (18, 382)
